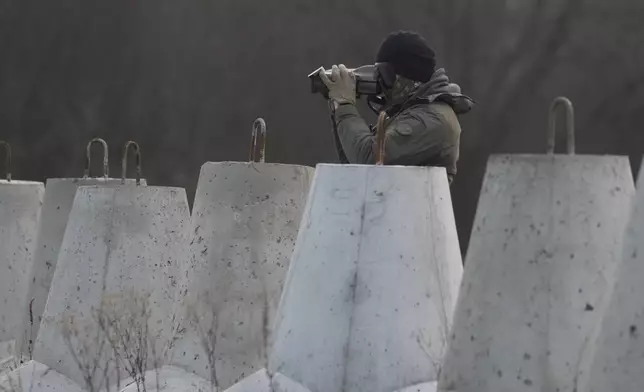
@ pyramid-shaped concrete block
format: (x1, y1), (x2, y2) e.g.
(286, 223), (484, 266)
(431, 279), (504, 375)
(438, 154), (635, 392)
(583, 161), (644, 392)
(31, 184), (191, 391)
(169, 161), (314, 390)
(269, 164), (463, 392)
(0, 179), (44, 365)
(16, 176), (147, 362)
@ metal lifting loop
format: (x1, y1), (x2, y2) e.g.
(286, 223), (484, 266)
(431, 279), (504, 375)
(249, 118), (267, 163)
(375, 111), (388, 165)
(121, 141), (142, 185)
(84, 138), (109, 178)
(0, 141), (11, 181)
(547, 96), (575, 155)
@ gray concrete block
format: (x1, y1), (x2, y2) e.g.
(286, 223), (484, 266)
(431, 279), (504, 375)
(0, 180), (44, 364)
(16, 177), (146, 361)
(438, 154), (635, 392)
(269, 164), (463, 392)
(169, 162), (313, 390)
(222, 369), (271, 392)
(271, 373), (311, 392)
(394, 382), (437, 392)
(31, 184), (191, 391)
(584, 161), (644, 392)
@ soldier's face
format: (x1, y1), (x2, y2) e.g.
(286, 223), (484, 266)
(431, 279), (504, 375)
(382, 75), (400, 101)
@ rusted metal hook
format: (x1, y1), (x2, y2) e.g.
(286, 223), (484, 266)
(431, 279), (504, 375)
(121, 141), (142, 185)
(249, 118), (267, 163)
(375, 111), (388, 165)
(83, 138), (109, 178)
(0, 141), (11, 181)
(547, 96), (575, 155)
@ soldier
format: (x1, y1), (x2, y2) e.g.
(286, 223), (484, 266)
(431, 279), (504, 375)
(318, 30), (474, 185)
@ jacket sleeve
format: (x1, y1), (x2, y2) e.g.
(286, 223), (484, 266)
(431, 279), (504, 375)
(331, 118), (350, 163)
(333, 103), (448, 165)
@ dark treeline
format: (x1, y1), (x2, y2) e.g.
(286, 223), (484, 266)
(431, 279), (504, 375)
(1, 0), (644, 255)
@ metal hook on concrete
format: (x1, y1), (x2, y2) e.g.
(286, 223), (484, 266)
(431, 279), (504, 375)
(0, 140), (11, 181)
(84, 138), (109, 178)
(121, 141), (142, 185)
(375, 111), (388, 165)
(249, 118), (267, 163)
(547, 96), (575, 155)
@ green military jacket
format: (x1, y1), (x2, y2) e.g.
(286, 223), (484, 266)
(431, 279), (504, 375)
(332, 101), (462, 184)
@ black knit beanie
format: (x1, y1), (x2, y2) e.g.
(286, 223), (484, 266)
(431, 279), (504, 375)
(376, 31), (436, 83)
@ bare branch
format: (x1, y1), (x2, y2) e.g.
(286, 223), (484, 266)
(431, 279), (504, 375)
(187, 292), (220, 392)
(61, 291), (159, 392)
(61, 312), (111, 392)
(0, 372), (20, 392)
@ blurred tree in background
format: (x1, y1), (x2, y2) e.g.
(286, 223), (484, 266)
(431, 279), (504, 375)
(1, 0), (643, 255)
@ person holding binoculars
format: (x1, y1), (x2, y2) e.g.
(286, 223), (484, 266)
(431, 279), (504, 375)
(315, 30), (474, 185)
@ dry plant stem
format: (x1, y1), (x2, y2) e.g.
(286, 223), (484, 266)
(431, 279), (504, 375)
(62, 292), (160, 392)
(62, 314), (112, 392)
(188, 294), (220, 392)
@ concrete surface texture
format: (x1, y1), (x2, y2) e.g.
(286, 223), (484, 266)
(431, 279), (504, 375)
(15, 177), (147, 363)
(583, 161), (644, 392)
(113, 367), (314, 392)
(0, 360), (85, 392)
(438, 154), (636, 392)
(394, 382), (438, 392)
(217, 369), (314, 392)
(0, 180), (44, 365)
(268, 164), (463, 392)
(0, 363), (317, 392)
(118, 365), (214, 392)
(31, 184), (191, 391)
(220, 369), (271, 392)
(168, 161), (314, 390)
(270, 372), (313, 392)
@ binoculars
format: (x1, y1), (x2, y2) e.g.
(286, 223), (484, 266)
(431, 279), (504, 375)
(308, 62), (396, 99)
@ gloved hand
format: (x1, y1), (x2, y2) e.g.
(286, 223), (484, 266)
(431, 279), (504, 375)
(318, 64), (356, 105)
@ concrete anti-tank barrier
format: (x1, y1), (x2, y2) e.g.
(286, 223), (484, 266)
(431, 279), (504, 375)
(268, 126), (463, 392)
(168, 118), (314, 390)
(269, 112), (462, 392)
(583, 161), (644, 392)
(438, 98), (636, 392)
(0, 141), (44, 369)
(28, 142), (191, 391)
(15, 138), (147, 362)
